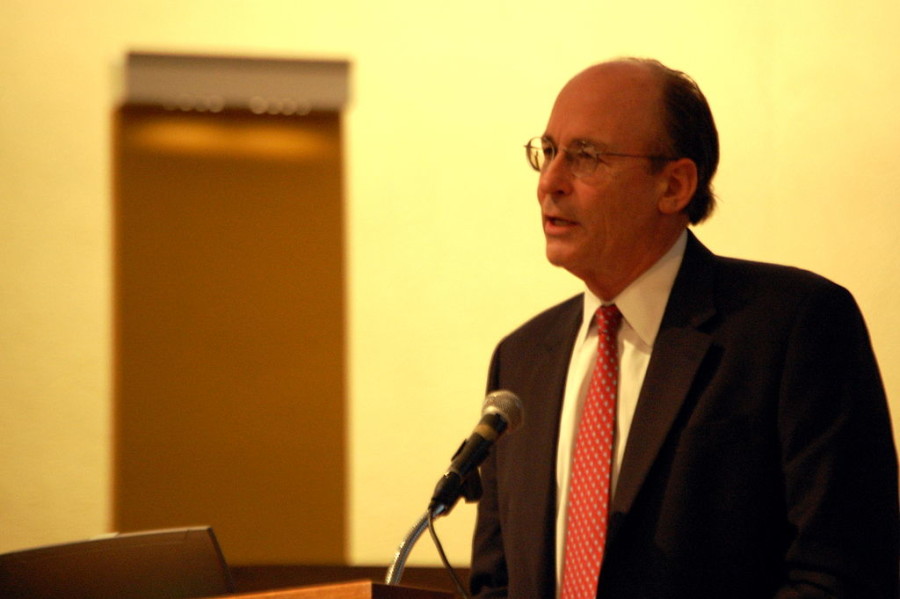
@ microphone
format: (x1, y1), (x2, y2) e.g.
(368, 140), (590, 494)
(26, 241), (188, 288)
(428, 390), (523, 517)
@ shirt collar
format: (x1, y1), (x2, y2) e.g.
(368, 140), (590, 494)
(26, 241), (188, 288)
(580, 230), (687, 348)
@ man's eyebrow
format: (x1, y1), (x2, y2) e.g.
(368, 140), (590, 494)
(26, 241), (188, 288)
(572, 138), (611, 151)
(543, 135), (610, 151)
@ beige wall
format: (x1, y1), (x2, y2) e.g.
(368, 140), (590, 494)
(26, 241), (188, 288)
(2, 0), (899, 568)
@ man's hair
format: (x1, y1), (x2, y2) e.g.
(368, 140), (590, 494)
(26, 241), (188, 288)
(629, 58), (720, 224)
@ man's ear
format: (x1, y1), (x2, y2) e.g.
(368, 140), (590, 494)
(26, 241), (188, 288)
(658, 158), (697, 215)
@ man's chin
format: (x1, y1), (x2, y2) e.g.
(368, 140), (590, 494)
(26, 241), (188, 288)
(546, 244), (594, 282)
(545, 247), (577, 273)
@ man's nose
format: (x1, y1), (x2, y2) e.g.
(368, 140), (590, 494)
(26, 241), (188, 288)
(537, 151), (573, 197)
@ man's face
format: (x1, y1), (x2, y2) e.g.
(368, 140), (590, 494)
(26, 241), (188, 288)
(537, 62), (677, 296)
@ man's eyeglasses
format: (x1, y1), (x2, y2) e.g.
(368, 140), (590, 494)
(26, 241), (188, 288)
(524, 137), (676, 178)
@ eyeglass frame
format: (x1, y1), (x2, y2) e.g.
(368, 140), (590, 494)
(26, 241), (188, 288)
(524, 136), (677, 178)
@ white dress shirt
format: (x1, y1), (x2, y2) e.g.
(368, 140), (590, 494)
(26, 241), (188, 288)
(554, 231), (687, 587)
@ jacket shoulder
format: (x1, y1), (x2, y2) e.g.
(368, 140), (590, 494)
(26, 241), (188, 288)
(500, 294), (583, 345)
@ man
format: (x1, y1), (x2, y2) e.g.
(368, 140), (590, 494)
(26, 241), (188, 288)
(469, 58), (898, 598)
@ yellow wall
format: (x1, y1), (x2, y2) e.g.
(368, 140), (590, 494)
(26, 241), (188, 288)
(2, 0), (899, 568)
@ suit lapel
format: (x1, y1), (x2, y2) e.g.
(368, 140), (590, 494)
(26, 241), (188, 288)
(531, 294), (584, 495)
(610, 233), (717, 518)
(507, 296), (583, 595)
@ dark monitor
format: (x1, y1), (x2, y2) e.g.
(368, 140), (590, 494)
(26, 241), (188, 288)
(0, 526), (234, 599)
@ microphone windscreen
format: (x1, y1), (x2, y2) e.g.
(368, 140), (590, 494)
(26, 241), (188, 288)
(482, 390), (523, 432)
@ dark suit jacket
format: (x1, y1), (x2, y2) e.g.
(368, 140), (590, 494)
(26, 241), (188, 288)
(470, 233), (898, 599)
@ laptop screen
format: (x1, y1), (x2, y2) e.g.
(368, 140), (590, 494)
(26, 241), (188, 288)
(0, 527), (234, 599)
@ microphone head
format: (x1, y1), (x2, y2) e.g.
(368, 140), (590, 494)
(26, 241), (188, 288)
(482, 390), (523, 432)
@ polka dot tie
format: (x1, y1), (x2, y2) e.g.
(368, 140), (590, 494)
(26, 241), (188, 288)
(560, 304), (622, 599)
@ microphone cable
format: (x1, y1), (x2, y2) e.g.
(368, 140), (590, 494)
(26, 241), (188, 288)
(427, 510), (470, 599)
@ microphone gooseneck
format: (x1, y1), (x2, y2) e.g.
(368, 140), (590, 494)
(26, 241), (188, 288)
(385, 390), (523, 588)
(428, 390), (523, 517)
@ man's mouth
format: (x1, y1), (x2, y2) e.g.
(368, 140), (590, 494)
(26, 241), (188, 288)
(545, 215), (577, 227)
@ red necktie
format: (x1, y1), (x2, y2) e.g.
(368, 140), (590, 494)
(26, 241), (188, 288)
(560, 304), (622, 599)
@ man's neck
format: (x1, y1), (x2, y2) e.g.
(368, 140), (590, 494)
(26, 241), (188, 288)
(583, 227), (687, 301)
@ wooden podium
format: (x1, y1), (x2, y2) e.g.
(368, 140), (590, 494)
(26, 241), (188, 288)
(211, 580), (454, 599)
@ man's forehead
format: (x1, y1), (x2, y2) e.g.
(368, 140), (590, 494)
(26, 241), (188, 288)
(546, 61), (664, 143)
(562, 61), (661, 105)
